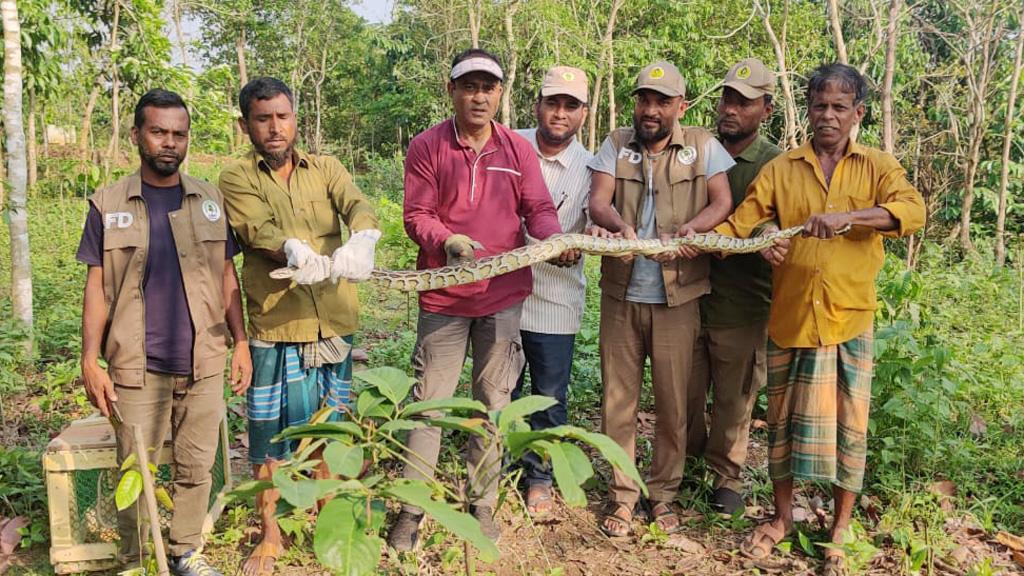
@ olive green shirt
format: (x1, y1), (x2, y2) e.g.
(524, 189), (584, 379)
(219, 149), (378, 342)
(701, 135), (781, 328)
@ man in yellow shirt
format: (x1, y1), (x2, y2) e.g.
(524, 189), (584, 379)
(715, 63), (924, 575)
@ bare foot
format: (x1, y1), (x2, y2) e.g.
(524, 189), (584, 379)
(242, 539), (283, 576)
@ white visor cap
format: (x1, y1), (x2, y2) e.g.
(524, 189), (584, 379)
(450, 57), (504, 81)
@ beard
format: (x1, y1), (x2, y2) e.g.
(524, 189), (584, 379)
(717, 119), (755, 143)
(537, 123), (576, 147)
(255, 143), (293, 170)
(633, 116), (672, 145)
(139, 145), (183, 177)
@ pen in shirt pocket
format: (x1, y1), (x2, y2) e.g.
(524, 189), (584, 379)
(555, 191), (568, 211)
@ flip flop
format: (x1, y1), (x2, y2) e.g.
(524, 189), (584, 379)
(650, 501), (685, 535)
(526, 484), (554, 518)
(600, 502), (633, 538)
(740, 520), (791, 559)
(821, 549), (847, 576)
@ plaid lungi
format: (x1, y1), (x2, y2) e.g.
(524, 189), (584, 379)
(247, 337), (353, 464)
(766, 331), (873, 492)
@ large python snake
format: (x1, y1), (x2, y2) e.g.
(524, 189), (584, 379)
(270, 226), (806, 292)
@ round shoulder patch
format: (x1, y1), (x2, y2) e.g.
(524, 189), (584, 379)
(202, 199), (222, 222)
(736, 65), (752, 80)
(677, 145), (698, 166)
(650, 67), (665, 79)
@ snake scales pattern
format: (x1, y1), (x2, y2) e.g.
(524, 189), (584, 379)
(270, 226), (803, 292)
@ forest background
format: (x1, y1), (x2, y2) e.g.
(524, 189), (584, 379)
(0, 0), (1023, 574)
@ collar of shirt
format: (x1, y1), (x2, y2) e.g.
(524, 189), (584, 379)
(733, 134), (773, 164)
(125, 171), (197, 199)
(521, 127), (587, 168)
(788, 138), (868, 163)
(450, 118), (507, 154)
(250, 148), (312, 174)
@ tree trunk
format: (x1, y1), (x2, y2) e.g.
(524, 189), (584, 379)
(235, 29), (248, 149)
(587, 72), (604, 151)
(79, 81), (101, 161)
(27, 90), (36, 187)
(604, 0), (623, 132)
(881, 0), (900, 153)
(827, 0), (848, 63)
(500, 1), (519, 127)
(996, 25), (1023, 266)
(3, 0), (35, 353)
(468, 0), (481, 48)
(0, 133), (6, 209)
(105, 0), (121, 179)
(172, 0), (190, 173)
(755, 0), (798, 149)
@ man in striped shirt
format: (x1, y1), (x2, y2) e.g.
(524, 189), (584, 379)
(512, 66), (594, 517)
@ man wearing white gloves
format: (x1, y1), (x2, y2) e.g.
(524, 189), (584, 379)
(219, 76), (379, 576)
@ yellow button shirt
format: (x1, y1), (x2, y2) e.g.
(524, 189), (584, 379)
(715, 140), (925, 349)
(219, 149), (378, 342)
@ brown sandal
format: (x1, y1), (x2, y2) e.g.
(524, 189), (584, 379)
(740, 520), (791, 559)
(526, 484), (554, 518)
(600, 502), (633, 538)
(241, 541), (282, 576)
(650, 501), (685, 535)
(821, 549), (847, 576)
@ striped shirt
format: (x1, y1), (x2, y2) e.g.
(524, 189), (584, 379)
(516, 128), (593, 334)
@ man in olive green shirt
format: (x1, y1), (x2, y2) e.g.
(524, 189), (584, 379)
(219, 77), (379, 576)
(688, 59), (782, 515)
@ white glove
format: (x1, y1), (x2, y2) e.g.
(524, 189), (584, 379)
(283, 238), (317, 268)
(291, 254), (333, 285)
(330, 229), (382, 283)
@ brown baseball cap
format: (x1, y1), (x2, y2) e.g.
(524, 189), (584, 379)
(632, 60), (686, 98)
(540, 66), (589, 103)
(723, 58), (775, 99)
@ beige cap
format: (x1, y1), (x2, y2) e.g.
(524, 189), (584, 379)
(723, 58), (775, 99)
(632, 60), (686, 98)
(540, 66), (589, 103)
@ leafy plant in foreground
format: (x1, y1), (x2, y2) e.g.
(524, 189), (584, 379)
(230, 366), (646, 576)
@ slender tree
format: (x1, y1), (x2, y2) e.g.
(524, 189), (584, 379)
(2, 0), (34, 354)
(996, 23), (1023, 266)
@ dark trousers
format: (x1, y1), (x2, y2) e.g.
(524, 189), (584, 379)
(513, 330), (576, 486)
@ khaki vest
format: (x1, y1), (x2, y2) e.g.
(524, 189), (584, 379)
(599, 124), (714, 307)
(89, 172), (230, 387)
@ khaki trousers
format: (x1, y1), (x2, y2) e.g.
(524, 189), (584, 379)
(687, 321), (768, 492)
(114, 371), (225, 557)
(401, 304), (524, 511)
(599, 295), (700, 506)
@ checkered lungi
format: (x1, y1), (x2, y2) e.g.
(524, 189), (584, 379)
(766, 330), (873, 492)
(246, 337), (353, 464)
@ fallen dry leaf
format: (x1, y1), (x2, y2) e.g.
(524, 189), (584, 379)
(665, 533), (705, 554)
(792, 507), (809, 523)
(352, 347), (369, 362)
(234, 432), (249, 449)
(0, 517), (28, 556)
(996, 531), (1024, 552)
(929, 480), (957, 513)
(968, 412), (987, 438)
(1012, 550), (1024, 568)
(950, 545), (971, 566)
(751, 419), (767, 430)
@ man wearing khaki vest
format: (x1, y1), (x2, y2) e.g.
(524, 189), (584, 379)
(687, 58), (782, 516)
(588, 61), (734, 538)
(77, 89), (250, 576)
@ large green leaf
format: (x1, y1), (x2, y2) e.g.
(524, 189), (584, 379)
(425, 416), (490, 437)
(494, 395), (557, 433)
(505, 426), (572, 458)
(324, 442), (364, 478)
(273, 468), (319, 509)
(560, 443), (595, 486)
(355, 367), (414, 406)
(401, 397), (487, 417)
(356, 390), (393, 418)
(225, 480), (275, 504)
(274, 421), (363, 441)
(566, 428), (647, 496)
(383, 480), (499, 562)
(115, 470), (143, 511)
(378, 419), (425, 434)
(544, 442), (587, 507)
(314, 496), (381, 576)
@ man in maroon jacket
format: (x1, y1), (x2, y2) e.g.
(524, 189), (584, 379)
(389, 48), (573, 551)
